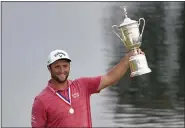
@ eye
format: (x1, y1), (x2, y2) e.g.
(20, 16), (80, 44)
(63, 65), (68, 68)
(55, 65), (60, 69)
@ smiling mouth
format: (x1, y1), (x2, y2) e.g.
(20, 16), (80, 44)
(58, 73), (66, 77)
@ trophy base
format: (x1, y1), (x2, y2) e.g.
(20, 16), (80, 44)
(129, 54), (152, 77)
(130, 68), (151, 77)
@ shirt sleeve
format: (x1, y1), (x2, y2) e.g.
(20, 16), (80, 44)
(78, 76), (102, 95)
(31, 97), (47, 128)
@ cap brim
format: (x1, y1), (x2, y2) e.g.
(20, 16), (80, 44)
(47, 58), (71, 66)
(60, 58), (71, 62)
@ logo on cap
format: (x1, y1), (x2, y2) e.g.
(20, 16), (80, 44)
(54, 52), (66, 58)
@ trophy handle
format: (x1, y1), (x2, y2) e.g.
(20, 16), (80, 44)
(112, 25), (123, 41)
(138, 18), (145, 37)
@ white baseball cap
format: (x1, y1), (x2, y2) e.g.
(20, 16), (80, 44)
(47, 49), (71, 66)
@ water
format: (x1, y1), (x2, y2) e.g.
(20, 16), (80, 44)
(92, 90), (184, 127)
(93, 1), (184, 127)
(2, 2), (184, 127)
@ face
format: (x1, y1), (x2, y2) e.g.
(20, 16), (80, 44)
(48, 59), (70, 84)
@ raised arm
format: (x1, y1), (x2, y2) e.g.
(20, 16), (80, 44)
(98, 49), (143, 91)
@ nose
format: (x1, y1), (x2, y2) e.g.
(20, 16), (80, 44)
(59, 67), (65, 74)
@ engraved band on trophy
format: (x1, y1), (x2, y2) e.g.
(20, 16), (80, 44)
(112, 6), (151, 77)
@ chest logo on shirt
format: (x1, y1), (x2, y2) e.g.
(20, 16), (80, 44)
(72, 93), (80, 98)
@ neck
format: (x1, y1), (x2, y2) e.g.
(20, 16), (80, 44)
(50, 79), (68, 90)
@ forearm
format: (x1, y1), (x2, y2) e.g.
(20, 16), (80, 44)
(98, 49), (143, 91)
(106, 54), (130, 85)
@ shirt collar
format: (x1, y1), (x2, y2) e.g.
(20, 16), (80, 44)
(47, 79), (71, 93)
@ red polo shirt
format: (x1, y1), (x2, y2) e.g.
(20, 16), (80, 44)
(31, 76), (102, 128)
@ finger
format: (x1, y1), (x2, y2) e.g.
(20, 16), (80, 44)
(137, 49), (143, 54)
(141, 51), (145, 55)
(137, 48), (141, 53)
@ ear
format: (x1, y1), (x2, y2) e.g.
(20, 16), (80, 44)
(47, 66), (51, 73)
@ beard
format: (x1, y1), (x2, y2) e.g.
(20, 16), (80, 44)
(51, 71), (69, 84)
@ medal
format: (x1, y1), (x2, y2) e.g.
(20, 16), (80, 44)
(69, 108), (74, 114)
(49, 83), (75, 115)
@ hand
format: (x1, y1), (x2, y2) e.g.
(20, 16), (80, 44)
(127, 48), (145, 57)
(136, 48), (145, 55)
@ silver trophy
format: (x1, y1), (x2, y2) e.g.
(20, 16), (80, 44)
(112, 6), (151, 77)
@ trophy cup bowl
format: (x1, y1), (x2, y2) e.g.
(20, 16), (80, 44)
(112, 6), (151, 77)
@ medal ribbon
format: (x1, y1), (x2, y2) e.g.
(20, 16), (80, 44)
(49, 85), (71, 106)
(56, 87), (71, 105)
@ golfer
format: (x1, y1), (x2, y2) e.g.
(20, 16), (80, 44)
(31, 49), (143, 127)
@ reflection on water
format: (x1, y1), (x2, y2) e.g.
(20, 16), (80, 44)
(97, 90), (184, 127)
(99, 1), (184, 127)
(114, 106), (184, 127)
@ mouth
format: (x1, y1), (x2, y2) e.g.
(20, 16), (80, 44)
(58, 73), (66, 78)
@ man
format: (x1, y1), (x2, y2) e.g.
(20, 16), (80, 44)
(31, 49), (144, 128)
